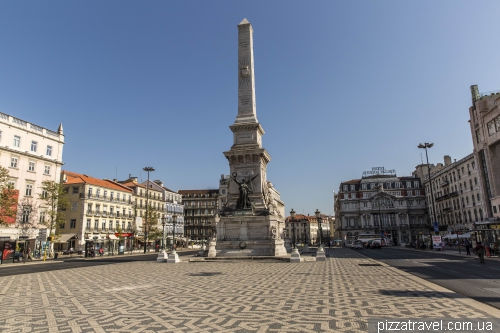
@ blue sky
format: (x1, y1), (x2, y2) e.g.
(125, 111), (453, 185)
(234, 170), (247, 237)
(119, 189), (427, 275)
(1, 1), (499, 216)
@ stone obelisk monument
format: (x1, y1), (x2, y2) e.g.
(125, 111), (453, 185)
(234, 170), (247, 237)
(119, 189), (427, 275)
(214, 19), (287, 257)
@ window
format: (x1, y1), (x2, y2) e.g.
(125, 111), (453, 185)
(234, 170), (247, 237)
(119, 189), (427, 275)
(406, 182), (411, 188)
(28, 161), (35, 172)
(96, 189), (100, 198)
(60, 222), (65, 229)
(361, 183), (367, 190)
(39, 211), (46, 223)
(41, 189), (48, 198)
(72, 186), (79, 194)
(10, 156), (18, 168)
(44, 165), (50, 175)
(476, 129), (482, 143)
(488, 120), (496, 136)
(102, 220), (106, 230)
(494, 206), (498, 214)
(122, 221), (125, 230)
(71, 202), (77, 211)
(415, 190), (421, 196)
(477, 194), (480, 201)
(21, 206), (31, 223)
(0, 130), (2, 142)
(94, 220), (99, 229)
(407, 190), (412, 197)
(395, 182), (401, 188)
(350, 185), (355, 191)
(103, 190), (107, 198)
(87, 203), (92, 212)
(86, 219), (91, 229)
(25, 184), (33, 196)
(13, 135), (20, 147)
(70, 219), (76, 228)
(31, 141), (37, 152)
(414, 181), (419, 188)
(46, 145), (52, 156)
(110, 192), (114, 200)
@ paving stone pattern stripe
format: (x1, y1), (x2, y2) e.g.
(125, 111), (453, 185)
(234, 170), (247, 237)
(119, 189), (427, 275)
(0, 249), (496, 333)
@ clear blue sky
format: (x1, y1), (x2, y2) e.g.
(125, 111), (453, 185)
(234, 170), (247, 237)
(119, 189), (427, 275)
(1, 1), (499, 216)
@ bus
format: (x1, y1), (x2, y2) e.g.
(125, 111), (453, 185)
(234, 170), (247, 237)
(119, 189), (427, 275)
(355, 233), (392, 247)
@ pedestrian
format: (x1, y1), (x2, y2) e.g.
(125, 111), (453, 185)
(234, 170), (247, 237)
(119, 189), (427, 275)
(465, 240), (471, 256)
(485, 243), (491, 258)
(69, 247), (74, 257)
(99, 247), (104, 256)
(475, 241), (485, 263)
(26, 247), (32, 261)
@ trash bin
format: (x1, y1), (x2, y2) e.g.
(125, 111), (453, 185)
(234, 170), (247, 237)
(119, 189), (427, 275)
(54, 252), (58, 259)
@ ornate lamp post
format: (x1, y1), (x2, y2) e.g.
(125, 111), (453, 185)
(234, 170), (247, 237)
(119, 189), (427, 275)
(303, 221), (309, 252)
(315, 209), (326, 260)
(161, 215), (166, 249)
(290, 208), (297, 249)
(167, 213), (180, 263)
(289, 208), (301, 262)
(418, 142), (436, 249)
(142, 166), (154, 253)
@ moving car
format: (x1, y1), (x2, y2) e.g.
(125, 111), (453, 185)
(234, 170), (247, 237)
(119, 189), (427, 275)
(368, 240), (382, 249)
(352, 240), (363, 250)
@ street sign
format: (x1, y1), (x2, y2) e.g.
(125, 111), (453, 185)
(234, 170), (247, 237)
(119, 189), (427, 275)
(433, 222), (439, 232)
(39, 228), (47, 242)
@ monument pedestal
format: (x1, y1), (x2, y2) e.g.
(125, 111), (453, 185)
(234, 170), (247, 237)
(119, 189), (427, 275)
(156, 250), (168, 262)
(216, 214), (287, 257)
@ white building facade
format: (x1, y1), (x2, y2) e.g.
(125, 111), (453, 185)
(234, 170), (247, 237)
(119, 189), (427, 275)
(0, 112), (64, 240)
(335, 168), (427, 247)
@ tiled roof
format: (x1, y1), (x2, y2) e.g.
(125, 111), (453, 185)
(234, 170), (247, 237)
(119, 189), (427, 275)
(63, 171), (133, 193)
(178, 189), (218, 194)
(342, 179), (361, 184)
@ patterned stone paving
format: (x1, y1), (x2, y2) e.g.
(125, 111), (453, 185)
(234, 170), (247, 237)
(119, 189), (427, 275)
(0, 249), (497, 333)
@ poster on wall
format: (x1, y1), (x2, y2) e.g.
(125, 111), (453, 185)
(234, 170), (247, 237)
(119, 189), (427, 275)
(432, 235), (442, 249)
(1, 241), (15, 263)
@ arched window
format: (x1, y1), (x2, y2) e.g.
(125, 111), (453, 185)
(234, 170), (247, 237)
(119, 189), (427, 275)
(474, 209), (478, 222)
(479, 209), (483, 221)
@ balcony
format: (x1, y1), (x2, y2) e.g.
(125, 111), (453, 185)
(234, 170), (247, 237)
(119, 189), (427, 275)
(440, 180), (449, 187)
(443, 207), (453, 212)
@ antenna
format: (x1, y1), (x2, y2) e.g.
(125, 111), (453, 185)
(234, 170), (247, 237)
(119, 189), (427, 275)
(420, 152), (424, 164)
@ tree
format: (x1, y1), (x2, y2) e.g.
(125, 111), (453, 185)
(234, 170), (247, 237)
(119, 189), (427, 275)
(0, 166), (18, 226)
(15, 197), (39, 238)
(144, 203), (161, 249)
(38, 180), (69, 244)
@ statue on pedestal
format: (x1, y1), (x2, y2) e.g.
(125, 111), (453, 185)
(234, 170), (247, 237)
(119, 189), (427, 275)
(231, 173), (259, 210)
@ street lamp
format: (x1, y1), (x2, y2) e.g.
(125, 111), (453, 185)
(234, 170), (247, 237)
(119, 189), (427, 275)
(289, 208), (301, 262)
(290, 208), (297, 249)
(315, 209), (323, 247)
(314, 209), (326, 260)
(142, 166), (154, 253)
(418, 142), (437, 249)
(167, 212), (180, 263)
(161, 215), (166, 250)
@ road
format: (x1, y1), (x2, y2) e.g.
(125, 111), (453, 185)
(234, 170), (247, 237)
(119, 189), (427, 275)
(0, 250), (198, 278)
(356, 247), (500, 310)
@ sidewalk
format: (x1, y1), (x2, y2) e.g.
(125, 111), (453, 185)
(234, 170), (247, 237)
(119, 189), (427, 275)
(398, 245), (500, 260)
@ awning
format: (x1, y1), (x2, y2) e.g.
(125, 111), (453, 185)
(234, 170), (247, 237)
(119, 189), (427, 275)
(108, 235), (118, 240)
(53, 234), (76, 243)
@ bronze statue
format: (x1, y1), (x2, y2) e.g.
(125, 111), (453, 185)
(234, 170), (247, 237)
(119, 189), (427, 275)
(231, 173), (259, 210)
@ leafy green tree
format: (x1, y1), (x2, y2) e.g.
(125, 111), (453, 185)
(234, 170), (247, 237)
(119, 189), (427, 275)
(144, 203), (161, 250)
(38, 180), (70, 245)
(15, 197), (39, 238)
(0, 166), (18, 226)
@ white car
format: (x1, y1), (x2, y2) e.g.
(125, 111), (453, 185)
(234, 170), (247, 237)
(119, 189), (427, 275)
(352, 241), (363, 250)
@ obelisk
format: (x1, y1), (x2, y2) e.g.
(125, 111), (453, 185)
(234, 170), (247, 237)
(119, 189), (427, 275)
(235, 18), (258, 125)
(215, 19), (287, 257)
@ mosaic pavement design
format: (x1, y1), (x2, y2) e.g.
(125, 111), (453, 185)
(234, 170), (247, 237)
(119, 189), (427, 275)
(0, 249), (495, 333)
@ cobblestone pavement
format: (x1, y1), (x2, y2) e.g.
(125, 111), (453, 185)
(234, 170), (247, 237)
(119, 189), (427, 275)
(1, 249), (499, 333)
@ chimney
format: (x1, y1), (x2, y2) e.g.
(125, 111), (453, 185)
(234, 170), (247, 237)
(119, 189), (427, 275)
(444, 155), (452, 166)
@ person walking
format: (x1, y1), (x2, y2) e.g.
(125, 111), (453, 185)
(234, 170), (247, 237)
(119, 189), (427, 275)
(26, 247), (32, 261)
(475, 241), (485, 263)
(465, 240), (471, 256)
